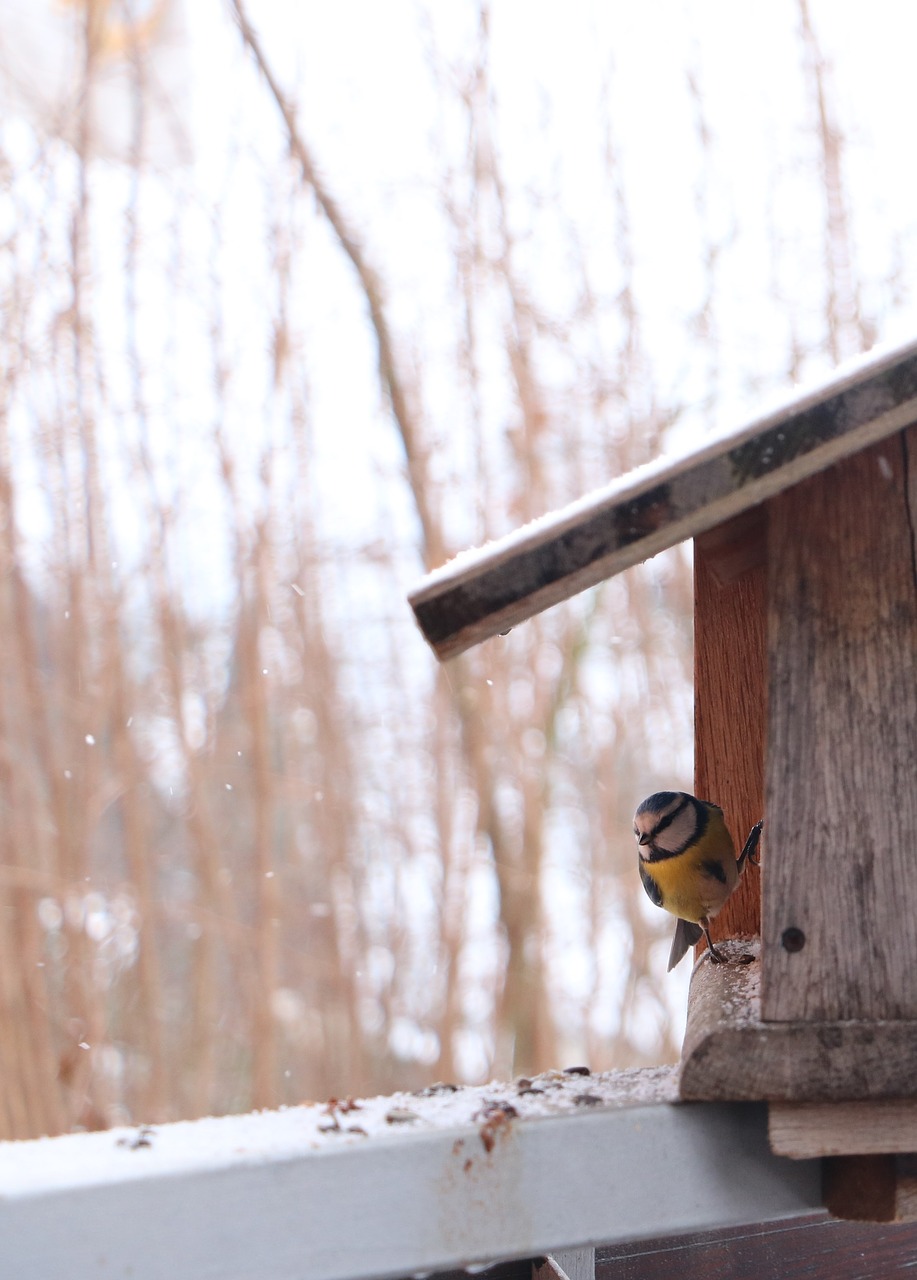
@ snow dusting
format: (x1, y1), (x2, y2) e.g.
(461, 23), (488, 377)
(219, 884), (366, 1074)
(0, 1063), (679, 1197)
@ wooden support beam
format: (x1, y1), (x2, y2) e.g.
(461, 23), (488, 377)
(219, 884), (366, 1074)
(762, 428), (917, 1022)
(408, 340), (917, 660)
(770, 1101), (917, 1159)
(693, 506), (767, 954)
(824, 1155), (917, 1224)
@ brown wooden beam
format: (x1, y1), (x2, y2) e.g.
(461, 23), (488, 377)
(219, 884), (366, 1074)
(693, 507), (767, 954)
(823, 1155), (917, 1223)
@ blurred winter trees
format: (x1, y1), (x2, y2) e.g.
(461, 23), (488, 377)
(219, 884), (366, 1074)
(0, 0), (911, 1135)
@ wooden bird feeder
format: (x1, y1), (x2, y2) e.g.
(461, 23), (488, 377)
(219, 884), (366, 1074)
(409, 337), (917, 1222)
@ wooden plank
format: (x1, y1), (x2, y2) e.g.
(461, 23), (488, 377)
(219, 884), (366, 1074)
(770, 1101), (917, 1158)
(693, 507), (767, 953)
(408, 339), (917, 659)
(823, 1155), (917, 1224)
(535, 1249), (596, 1280)
(0, 1070), (823, 1280)
(762, 428), (917, 1022)
(596, 1213), (917, 1278)
(679, 949), (917, 1102)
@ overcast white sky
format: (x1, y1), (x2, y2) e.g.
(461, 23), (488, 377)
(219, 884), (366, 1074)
(5, 0), (917, 563)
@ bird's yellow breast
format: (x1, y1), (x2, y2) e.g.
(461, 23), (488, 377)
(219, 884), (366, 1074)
(643, 815), (738, 923)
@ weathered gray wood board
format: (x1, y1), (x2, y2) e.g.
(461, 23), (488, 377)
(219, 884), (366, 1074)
(762, 428), (917, 1022)
(679, 948), (917, 1103)
(409, 339), (917, 659)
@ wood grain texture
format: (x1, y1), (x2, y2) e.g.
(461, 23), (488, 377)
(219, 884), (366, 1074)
(762, 428), (917, 1021)
(770, 1100), (917, 1158)
(596, 1215), (917, 1279)
(679, 952), (917, 1102)
(694, 507), (767, 953)
(409, 339), (917, 659)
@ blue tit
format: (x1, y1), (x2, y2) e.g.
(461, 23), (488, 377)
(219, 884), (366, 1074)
(633, 791), (762, 971)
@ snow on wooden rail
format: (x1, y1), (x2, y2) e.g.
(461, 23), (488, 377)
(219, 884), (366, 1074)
(409, 336), (917, 659)
(0, 1065), (821, 1280)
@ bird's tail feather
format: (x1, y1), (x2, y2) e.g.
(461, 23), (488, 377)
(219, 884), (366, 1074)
(668, 918), (703, 971)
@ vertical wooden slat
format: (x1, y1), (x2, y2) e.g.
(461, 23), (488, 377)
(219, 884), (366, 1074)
(693, 507), (768, 950)
(823, 1155), (917, 1224)
(762, 429), (917, 1021)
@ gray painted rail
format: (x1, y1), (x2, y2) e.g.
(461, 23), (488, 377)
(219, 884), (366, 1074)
(0, 1068), (821, 1279)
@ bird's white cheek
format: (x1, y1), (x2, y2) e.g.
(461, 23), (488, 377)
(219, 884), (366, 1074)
(659, 807), (697, 852)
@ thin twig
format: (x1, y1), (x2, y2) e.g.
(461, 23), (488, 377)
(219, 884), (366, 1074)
(228, 0), (445, 568)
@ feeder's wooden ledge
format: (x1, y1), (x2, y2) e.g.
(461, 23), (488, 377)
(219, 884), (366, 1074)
(679, 940), (917, 1104)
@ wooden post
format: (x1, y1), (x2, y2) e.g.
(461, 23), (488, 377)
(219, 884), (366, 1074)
(693, 506), (768, 953)
(824, 1155), (917, 1224)
(762, 429), (917, 1022)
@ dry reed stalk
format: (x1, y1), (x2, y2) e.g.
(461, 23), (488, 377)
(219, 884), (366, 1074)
(230, 0), (445, 573)
(796, 0), (873, 361)
(238, 525), (280, 1109)
(290, 565), (373, 1097)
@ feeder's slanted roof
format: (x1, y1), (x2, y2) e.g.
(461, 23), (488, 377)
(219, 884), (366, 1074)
(410, 337), (917, 659)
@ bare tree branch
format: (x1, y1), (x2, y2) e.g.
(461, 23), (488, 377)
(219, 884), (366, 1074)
(229, 0), (446, 569)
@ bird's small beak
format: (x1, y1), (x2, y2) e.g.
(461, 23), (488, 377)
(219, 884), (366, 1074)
(637, 832), (651, 846)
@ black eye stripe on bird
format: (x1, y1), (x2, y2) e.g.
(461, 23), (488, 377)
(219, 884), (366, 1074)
(635, 793), (710, 861)
(633, 790), (763, 971)
(641, 793), (691, 837)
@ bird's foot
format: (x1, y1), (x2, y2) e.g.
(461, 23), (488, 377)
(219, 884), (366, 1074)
(739, 820), (764, 871)
(705, 939), (756, 966)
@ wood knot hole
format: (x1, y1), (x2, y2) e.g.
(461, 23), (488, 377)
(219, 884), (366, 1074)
(781, 926), (806, 953)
